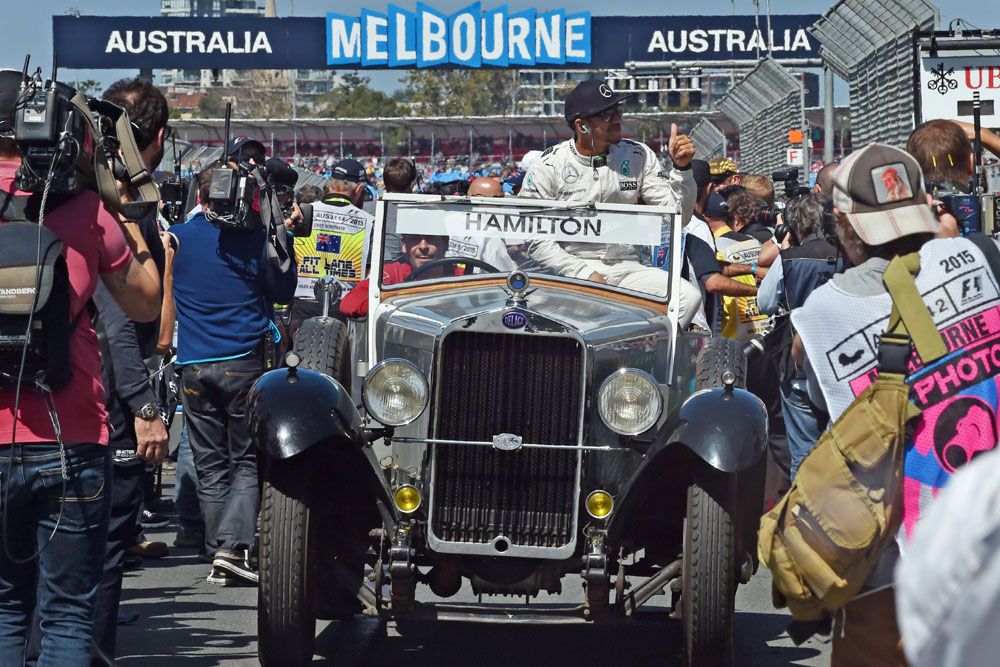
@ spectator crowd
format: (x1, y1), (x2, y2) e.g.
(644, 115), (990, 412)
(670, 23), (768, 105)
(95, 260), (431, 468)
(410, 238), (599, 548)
(2, 70), (1000, 667)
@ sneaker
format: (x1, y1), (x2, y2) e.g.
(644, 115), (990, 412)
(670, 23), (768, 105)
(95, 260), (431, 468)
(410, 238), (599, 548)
(125, 540), (169, 559)
(212, 548), (259, 585)
(140, 509), (170, 530)
(206, 567), (233, 586)
(174, 525), (205, 549)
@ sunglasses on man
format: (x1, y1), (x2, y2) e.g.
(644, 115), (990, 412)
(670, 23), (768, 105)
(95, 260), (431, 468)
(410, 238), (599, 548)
(593, 104), (623, 123)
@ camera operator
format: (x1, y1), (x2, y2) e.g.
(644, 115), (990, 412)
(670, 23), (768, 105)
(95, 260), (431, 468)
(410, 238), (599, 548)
(168, 162), (296, 586)
(83, 77), (173, 667)
(0, 82), (161, 665)
(290, 159), (373, 340)
(757, 194), (843, 481)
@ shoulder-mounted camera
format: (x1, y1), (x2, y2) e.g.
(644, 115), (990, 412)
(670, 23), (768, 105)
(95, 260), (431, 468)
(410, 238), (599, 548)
(3, 56), (159, 220)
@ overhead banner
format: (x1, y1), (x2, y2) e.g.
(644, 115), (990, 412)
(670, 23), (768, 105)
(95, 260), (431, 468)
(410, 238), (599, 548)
(52, 11), (820, 70)
(919, 55), (1000, 124)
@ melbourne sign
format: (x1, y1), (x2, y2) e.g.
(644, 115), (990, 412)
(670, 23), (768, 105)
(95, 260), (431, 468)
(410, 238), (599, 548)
(52, 11), (819, 70)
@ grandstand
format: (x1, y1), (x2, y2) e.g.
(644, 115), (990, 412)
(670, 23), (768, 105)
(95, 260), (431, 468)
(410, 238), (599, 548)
(161, 107), (849, 185)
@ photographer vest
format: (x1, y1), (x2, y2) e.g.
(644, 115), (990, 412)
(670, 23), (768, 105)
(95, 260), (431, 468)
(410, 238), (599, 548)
(792, 235), (1000, 540)
(293, 197), (373, 300)
(780, 235), (844, 311)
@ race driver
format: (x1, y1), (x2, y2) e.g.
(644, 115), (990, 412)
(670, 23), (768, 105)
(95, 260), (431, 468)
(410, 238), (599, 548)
(519, 78), (701, 326)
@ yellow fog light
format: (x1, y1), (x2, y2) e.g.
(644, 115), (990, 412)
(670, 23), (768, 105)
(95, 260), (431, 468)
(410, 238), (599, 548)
(586, 490), (614, 519)
(394, 485), (422, 513)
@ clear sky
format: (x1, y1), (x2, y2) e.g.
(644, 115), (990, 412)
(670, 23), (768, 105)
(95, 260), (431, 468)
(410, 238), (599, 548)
(6, 0), (998, 95)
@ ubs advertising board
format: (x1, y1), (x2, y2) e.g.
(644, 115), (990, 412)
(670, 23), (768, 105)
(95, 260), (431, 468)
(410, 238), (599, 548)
(917, 35), (1000, 126)
(52, 10), (819, 70)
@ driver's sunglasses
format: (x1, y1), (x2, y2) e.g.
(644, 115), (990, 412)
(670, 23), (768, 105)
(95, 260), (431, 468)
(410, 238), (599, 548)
(596, 104), (623, 122)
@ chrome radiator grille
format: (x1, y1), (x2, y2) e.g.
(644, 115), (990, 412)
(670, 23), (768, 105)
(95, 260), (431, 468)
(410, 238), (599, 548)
(430, 332), (582, 549)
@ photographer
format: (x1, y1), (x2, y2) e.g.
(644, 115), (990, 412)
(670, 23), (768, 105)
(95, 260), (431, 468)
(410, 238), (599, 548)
(168, 162), (296, 586)
(790, 144), (999, 664)
(0, 87), (161, 665)
(907, 119), (1000, 238)
(757, 193), (843, 480)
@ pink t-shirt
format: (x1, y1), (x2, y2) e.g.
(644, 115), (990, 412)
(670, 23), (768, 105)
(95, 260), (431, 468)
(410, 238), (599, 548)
(0, 161), (133, 445)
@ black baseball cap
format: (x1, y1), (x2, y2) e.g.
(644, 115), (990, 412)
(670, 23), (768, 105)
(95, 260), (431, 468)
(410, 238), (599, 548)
(227, 136), (265, 157)
(704, 192), (729, 220)
(563, 79), (635, 125)
(331, 158), (367, 183)
(691, 159), (712, 190)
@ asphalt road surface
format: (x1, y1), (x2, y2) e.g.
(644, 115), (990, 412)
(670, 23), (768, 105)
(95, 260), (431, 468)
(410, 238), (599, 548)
(117, 471), (831, 666)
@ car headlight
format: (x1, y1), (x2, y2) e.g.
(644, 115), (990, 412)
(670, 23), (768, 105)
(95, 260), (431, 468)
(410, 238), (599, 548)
(362, 359), (429, 426)
(597, 369), (662, 436)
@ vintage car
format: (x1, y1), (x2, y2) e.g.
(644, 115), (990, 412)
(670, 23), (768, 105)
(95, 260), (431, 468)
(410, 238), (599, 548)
(247, 193), (769, 667)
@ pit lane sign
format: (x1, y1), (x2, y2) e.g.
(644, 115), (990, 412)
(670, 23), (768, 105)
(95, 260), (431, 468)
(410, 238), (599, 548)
(919, 56), (1000, 124)
(52, 12), (819, 70)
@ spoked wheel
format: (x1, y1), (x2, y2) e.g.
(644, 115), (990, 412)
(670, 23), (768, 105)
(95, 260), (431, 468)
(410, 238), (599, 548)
(258, 452), (319, 667)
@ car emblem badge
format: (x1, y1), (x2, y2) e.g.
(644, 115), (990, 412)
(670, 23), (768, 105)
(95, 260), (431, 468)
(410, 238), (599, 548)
(492, 433), (523, 451)
(502, 311), (527, 329)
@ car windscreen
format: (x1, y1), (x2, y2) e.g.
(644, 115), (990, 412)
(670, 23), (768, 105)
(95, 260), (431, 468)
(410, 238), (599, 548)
(379, 198), (675, 302)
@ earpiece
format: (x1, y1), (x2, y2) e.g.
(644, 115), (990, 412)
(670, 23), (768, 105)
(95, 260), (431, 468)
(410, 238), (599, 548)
(580, 124), (589, 134)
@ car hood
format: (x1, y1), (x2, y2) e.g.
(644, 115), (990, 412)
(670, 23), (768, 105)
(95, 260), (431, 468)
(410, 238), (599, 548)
(374, 282), (672, 347)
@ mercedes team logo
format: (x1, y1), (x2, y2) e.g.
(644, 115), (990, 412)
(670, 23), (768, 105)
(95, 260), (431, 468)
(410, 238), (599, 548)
(598, 83), (613, 98)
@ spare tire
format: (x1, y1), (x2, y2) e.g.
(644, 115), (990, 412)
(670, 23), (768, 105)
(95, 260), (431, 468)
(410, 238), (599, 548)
(695, 337), (746, 391)
(292, 316), (351, 389)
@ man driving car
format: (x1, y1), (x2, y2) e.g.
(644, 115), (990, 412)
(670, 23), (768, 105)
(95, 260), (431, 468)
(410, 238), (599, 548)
(340, 233), (458, 318)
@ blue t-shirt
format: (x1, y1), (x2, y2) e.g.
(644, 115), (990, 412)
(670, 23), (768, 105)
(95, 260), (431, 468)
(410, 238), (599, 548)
(171, 213), (296, 364)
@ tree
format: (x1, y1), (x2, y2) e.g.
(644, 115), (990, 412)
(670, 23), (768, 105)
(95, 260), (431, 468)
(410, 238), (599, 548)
(402, 70), (518, 116)
(197, 91), (229, 117)
(75, 79), (101, 97)
(308, 72), (399, 119)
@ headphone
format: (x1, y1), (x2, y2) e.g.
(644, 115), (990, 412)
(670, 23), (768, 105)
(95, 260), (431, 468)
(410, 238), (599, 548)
(580, 124), (590, 134)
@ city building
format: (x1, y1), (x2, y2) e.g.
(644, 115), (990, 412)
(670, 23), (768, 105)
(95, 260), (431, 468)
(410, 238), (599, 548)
(158, 0), (339, 116)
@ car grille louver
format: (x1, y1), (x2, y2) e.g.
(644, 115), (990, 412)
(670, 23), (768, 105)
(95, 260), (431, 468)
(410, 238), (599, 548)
(431, 332), (582, 549)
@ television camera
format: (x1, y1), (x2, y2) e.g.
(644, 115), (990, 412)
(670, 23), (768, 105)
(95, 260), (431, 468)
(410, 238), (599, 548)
(5, 55), (159, 219)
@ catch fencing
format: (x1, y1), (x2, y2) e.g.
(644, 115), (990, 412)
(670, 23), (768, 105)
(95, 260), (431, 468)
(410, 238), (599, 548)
(690, 119), (727, 161)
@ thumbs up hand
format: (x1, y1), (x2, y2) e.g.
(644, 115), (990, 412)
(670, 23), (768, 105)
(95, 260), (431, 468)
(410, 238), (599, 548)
(667, 122), (695, 168)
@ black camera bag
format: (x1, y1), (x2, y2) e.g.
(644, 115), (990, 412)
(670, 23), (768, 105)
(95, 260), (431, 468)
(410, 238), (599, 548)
(0, 192), (80, 390)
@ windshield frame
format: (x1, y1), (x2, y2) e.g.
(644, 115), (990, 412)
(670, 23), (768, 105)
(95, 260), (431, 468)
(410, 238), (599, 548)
(370, 192), (682, 307)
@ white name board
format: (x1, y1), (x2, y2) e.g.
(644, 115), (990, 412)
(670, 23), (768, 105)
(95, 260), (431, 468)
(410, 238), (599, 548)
(786, 148), (804, 166)
(394, 205), (663, 246)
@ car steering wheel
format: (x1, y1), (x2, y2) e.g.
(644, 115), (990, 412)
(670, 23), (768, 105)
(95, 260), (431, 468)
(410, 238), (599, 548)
(408, 256), (501, 280)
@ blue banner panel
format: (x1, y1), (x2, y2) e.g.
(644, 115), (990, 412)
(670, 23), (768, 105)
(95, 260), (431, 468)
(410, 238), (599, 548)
(52, 13), (820, 70)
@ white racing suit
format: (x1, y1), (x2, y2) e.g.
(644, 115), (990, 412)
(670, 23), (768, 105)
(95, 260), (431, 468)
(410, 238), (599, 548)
(519, 138), (701, 327)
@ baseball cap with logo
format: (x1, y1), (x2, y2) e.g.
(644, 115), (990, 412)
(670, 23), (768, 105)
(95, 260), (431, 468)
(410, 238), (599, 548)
(563, 79), (636, 125)
(832, 143), (939, 246)
(331, 158), (367, 183)
(709, 158), (738, 183)
(227, 136), (266, 157)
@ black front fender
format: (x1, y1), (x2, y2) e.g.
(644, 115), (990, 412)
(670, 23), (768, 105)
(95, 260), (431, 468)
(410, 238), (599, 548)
(662, 386), (769, 473)
(247, 367), (365, 459)
(607, 387), (768, 542)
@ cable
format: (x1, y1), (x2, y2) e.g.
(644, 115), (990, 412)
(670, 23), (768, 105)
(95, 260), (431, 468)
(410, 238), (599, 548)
(2, 118), (73, 564)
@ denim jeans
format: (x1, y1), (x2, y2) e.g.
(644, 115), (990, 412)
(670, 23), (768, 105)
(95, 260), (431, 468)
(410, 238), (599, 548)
(781, 377), (826, 480)
(175, 421), (204, 533)
(179, 356), (262, 553)
(0, 443), (111, 667)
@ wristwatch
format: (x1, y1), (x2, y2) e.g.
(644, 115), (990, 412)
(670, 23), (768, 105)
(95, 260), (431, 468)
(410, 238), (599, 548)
(135, 402), (159, 421)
